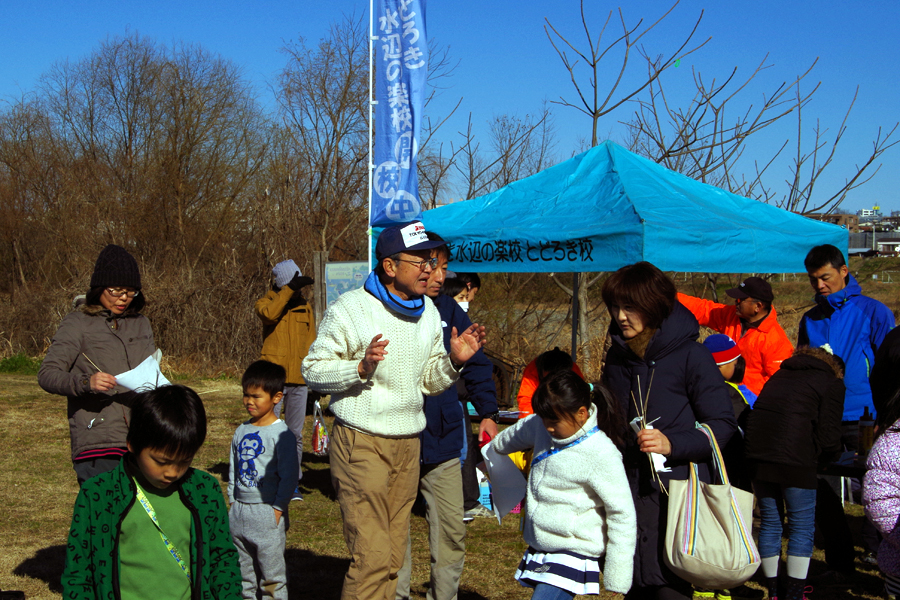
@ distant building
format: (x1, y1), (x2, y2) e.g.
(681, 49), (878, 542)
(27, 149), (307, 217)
(807, 213), (859, 233)
(858, 207), (884, 223)
(883, 216), (900, 230)
(876, 238), (900, 255)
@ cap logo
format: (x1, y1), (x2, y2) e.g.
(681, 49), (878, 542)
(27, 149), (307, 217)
(400, 221), (428, 248)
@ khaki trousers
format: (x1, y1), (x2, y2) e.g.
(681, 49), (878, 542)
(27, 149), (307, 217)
(395, 458), (466, 600)
(330, 423), (421, 600)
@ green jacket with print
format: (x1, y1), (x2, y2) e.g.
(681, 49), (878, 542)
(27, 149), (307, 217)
(62, 458), (242, 600)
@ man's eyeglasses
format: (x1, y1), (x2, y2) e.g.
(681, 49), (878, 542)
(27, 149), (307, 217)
(394, 257), (439, 271)
(106, 287), (139, 298)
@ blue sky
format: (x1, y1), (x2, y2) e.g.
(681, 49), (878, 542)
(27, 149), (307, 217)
(1, 0), (897, 213)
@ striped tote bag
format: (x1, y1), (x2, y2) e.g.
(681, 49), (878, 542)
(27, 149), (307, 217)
(663, 423), (760, 589)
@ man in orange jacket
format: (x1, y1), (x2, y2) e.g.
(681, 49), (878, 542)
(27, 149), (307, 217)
(678, 277), (793, 395)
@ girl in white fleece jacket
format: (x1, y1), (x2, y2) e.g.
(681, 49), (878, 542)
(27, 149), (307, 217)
(492, 370), (637, 599)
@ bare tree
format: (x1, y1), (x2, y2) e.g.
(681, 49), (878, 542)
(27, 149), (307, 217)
(452, 105), (556, 201)
(275, 16), (370, 261)
(748, 87), (899, 215)
(545, 1), (710, 147)
(626, 56), (818, 186)
(150, 42), (268, 281)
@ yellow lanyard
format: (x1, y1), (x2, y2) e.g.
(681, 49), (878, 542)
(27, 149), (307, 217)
(133, 479), (192, 583)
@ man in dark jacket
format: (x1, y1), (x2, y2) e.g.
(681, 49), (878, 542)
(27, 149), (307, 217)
(395, 235), (499, 600)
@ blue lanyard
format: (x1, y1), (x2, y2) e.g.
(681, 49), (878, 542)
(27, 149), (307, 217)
(532, 426), (600, 466)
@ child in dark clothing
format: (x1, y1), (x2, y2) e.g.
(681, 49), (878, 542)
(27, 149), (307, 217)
(745, 347), (845, 600)
(62, 385), (242, 600)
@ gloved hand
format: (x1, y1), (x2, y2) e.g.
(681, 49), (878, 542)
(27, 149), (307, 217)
(287, 273), (314, 291)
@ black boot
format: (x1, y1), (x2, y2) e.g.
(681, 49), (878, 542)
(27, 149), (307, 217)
(784, 577), (807, 600)
(765, 577), (778, 600)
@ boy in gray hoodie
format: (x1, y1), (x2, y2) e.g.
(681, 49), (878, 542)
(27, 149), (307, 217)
(228, 360), (300, 600)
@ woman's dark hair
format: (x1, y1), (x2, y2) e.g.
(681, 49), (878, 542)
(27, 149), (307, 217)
(127, 385), (207, 459)
(728, 355), (747, 385)
(456, 272), (481, 290)
(532, 370), (625, 448)
(601, 261), (676, 330)
(441, 277), (467, 300)
(242, 360), (286, 397)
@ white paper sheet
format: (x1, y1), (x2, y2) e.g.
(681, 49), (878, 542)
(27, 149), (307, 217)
(116, 355), (171, 391)
(481, 441), (527, 525)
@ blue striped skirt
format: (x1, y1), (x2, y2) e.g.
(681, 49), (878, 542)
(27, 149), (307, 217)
(515, 547), (602, 595)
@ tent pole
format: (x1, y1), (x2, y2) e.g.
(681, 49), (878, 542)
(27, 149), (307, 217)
(571, 273), (580, 362)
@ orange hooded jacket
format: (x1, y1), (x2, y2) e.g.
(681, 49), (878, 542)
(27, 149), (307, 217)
(677, 293), (794, 396)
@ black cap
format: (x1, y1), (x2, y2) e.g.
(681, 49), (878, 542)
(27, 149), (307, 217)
(725, 276), (773, 303)
(90, 244), (141, 290)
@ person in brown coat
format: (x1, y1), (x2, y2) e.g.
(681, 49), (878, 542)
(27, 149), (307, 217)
(255, 259), (316, 494)
(39, 244), (157, 485)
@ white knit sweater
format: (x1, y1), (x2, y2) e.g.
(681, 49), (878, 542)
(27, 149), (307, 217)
(492, 406), (637, 594)
(301, 287), (458, 437)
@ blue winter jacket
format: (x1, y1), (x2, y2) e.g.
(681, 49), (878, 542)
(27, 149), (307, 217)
(798, 275), (895, 421)
(421, 295), (498, 464)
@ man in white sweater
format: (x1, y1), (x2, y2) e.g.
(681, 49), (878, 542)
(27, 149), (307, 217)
(302, 221), (486, 600)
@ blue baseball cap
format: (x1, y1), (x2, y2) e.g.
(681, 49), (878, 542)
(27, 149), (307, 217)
(375, 221), (446, 260)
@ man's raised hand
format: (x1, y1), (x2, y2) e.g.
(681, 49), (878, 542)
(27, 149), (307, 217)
(358, 334), (389, 378)
(449, 323), (486, 366)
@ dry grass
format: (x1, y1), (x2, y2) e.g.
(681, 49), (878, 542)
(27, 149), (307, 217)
(0, 374), (891, 599)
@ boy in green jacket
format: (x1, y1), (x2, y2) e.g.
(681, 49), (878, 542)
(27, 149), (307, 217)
(62, 385), (241, 600)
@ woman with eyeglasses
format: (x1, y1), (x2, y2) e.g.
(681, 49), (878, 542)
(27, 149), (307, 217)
(39, 244), (157, 485)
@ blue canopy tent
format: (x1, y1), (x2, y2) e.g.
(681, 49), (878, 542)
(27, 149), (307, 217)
(420, 140), (847, 274)
(419, 140), (847, 358)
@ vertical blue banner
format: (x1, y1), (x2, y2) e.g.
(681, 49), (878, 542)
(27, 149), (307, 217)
(371, 0), (428, 227)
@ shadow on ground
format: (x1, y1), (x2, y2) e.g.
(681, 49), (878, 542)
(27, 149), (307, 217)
(286, 548), (350, 599)
(13, 544), (65, 593)
(299, 465), (336, 501)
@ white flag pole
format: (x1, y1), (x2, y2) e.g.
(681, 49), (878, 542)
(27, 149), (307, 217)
(368, 0), (376, 271)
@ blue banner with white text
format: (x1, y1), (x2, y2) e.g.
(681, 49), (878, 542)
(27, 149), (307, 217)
(371, 0), (428, 227)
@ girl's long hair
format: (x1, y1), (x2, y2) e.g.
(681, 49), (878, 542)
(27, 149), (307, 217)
(532, 370), (625, 449)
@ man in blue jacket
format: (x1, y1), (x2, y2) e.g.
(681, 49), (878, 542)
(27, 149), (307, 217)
(395, 233), (499, 600)
(800, 243), (895, 583)
(800, 244), (894, 421)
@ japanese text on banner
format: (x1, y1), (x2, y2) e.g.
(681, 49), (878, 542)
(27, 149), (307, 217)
(371, 0), (428, 227)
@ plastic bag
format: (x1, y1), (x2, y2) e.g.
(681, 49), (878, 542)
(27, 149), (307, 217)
(311, 401), (330, 457)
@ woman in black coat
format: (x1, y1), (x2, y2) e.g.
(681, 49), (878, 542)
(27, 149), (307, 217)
(601, 262), (737, 600)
